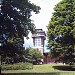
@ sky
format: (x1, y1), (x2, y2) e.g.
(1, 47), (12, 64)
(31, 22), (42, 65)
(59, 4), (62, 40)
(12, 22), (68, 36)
(24, 0), (62, 52)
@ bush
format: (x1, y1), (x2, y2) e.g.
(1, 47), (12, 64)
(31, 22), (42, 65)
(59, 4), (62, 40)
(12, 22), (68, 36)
(1, 62), (33, 70)
(25, 48), (43, 64)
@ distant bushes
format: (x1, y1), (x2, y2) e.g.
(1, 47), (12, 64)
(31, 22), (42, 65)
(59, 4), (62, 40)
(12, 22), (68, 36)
(1, 62), (33, 70)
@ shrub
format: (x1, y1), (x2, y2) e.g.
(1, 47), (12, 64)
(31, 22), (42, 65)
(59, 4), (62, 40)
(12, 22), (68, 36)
(25, 48), (43, 64)
(1, 62), (33, 70)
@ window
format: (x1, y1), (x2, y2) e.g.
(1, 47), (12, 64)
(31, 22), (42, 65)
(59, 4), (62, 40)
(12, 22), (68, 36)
(35, 38), (41, 46)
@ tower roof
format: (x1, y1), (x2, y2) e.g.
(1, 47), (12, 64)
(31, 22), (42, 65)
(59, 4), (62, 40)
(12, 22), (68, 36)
(32, 29), (46, 39)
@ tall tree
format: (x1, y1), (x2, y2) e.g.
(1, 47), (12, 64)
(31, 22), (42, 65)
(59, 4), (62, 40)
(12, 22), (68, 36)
(47, 0), (75, 65)
(0, 0), (40, 63)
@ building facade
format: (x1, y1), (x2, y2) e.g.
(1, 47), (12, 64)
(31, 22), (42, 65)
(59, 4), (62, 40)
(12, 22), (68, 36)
(32, 29), (46, 55)
(32, 29), (55, 64)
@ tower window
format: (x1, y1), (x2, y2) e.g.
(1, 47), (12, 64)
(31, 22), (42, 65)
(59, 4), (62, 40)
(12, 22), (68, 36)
(35, 38), (41, 46)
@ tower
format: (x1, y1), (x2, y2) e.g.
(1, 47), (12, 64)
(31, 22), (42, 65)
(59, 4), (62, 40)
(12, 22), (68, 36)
(32, 29), (46, 55)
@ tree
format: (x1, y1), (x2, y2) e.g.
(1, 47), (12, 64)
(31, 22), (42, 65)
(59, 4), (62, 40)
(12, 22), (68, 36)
(0, 0), (40, 64)
(25, 48), (43, 64)
(47, 0), (75, 65)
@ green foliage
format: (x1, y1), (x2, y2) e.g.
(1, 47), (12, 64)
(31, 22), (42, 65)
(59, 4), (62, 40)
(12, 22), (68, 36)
(1, 62), (33, 70)
(0, 0), (40, 64)
(47, 0), (75, 64)
(25, 48), (43, 64)
(0, 0), (40, 38)
(1, 42), (26, 64)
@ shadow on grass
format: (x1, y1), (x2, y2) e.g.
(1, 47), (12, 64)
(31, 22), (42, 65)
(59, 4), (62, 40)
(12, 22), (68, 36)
(53, 65), (75, 71)
(1, 73), (60, 75)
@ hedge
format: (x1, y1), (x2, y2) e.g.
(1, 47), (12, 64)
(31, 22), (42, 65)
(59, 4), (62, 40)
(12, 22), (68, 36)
(1, 62), (33, 70)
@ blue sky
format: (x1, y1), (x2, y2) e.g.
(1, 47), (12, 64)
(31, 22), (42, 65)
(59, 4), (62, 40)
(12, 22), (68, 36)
(24, 0), (62, 52)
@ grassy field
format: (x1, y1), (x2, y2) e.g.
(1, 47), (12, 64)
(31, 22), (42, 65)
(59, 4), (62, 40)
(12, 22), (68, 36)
(1, 64), (75, 75)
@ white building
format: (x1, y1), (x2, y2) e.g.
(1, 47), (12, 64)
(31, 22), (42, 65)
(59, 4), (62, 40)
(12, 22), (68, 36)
(32, 29), (46, 55)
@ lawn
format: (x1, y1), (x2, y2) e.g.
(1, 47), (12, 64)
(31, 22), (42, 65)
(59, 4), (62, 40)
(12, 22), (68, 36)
(1, 64), (75, 75)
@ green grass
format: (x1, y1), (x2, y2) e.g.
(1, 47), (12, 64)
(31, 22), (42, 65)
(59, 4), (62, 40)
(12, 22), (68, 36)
(1, 64), (75, 75)
(1, 72), (75, 75)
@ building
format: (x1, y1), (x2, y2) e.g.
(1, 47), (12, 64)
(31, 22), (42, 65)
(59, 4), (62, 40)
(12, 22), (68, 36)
(32, 29), (55, 64)
(32, 29), (46, 55)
